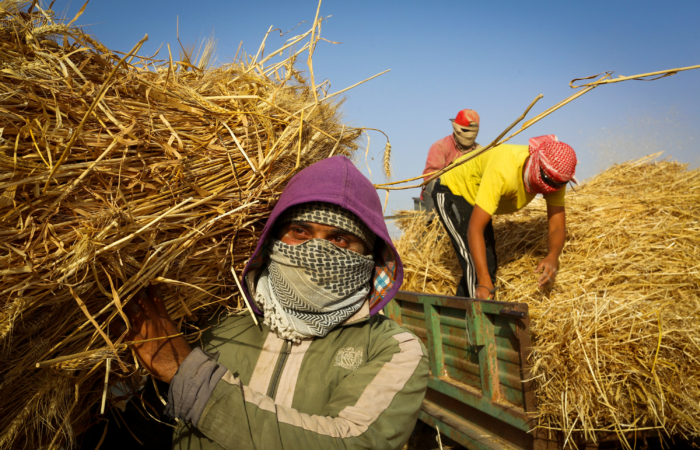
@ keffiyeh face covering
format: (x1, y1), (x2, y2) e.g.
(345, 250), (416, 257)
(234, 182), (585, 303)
(523, 135), (578, 195)
(255, 202), (377, 342)
(257, 238), (375, 342)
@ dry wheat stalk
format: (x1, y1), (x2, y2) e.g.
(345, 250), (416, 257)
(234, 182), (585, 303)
(0, 3), (383, 447)
(383, 141), (392, 180)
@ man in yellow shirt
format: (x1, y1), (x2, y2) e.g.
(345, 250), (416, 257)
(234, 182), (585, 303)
(431, 135), (578, 300)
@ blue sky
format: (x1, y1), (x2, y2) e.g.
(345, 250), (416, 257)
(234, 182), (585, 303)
(52, 0), (700, 218)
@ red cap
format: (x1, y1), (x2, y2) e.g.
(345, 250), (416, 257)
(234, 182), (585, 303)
(452, 109), (480, 127)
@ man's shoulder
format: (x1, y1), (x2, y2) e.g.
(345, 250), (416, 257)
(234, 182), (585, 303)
(341, 314), (424, 343)
(366, 315), (428, 356)
(204, 312), (267, 344)
(483, 144), (528, 170)
(368, 313), (406, 330)
(430, 134), (454, 151)
(491, 143), (528, 158)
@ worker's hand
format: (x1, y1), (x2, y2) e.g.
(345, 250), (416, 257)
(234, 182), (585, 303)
(113, 285), (191, 383)
(475, 282), (495, 300)
(536, 255), (559, 286)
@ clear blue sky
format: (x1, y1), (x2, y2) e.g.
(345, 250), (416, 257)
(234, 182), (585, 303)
(53, 0), (700, 218)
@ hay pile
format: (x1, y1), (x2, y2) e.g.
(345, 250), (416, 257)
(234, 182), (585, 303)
(395, 154), (700, 445)
(0, 3), (368, 448)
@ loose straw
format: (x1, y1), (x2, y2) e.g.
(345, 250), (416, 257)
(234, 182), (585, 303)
(0, 2), (376, 446)
(42, 34), (149, 193)
(100, 358), (111, 414)
(35, 333), (186, 368)
(231, 267), (259, 326)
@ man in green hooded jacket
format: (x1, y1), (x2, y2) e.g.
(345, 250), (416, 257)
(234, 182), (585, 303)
(118, 156), (429, 450)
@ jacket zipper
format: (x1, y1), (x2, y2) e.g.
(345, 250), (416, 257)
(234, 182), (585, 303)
(267, 340), (292, 399)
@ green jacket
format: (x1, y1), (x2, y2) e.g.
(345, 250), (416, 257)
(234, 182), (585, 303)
(165, 156), (429, 449)
(170, 309), (428, 450)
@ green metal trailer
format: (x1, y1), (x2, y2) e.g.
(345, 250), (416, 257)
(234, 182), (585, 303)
(385, 291), (647, 450)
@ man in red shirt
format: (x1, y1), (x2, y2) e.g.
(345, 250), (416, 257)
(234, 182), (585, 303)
(421, 109), (481, 211)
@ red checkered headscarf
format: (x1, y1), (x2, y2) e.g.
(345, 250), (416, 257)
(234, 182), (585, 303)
(523, 135), (578, 195)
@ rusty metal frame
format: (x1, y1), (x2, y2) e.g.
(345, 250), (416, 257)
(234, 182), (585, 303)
(386, 291), (538, 450)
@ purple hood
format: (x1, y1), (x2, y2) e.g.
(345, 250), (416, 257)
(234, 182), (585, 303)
(241, 155), (403, 316)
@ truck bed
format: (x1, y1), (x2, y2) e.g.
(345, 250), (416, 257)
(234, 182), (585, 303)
(386, 291), (552, 450)
(387, 291), (661, 450)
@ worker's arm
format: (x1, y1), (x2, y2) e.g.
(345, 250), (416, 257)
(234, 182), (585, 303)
(119, 290), (428, 450)
(536, 204), (566, 286)
(171, 328), (428, 450)
(467, 204), (494, 300)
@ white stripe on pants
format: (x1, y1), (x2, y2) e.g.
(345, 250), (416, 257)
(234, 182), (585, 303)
(436, 192), (477, 298)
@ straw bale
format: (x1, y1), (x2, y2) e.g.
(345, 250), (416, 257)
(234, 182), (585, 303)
(395, 154), (700, 446)
(0, 5), (367, 448)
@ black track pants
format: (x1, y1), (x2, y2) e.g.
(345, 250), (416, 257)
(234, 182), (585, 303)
(431, 181), (497, 298)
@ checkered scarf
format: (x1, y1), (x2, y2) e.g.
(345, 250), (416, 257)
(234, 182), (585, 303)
(523, 135), (578, 195)
(277, 202), (376, 251)
(256, 238), (375, 342)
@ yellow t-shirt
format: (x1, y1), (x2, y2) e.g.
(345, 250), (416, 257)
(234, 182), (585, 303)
(439, 144), (566, 215)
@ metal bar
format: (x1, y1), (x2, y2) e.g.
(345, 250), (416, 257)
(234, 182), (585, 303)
(439, 314), (467, 329)
(499, 309), (527, 319)
(425, 303), (445, 378)
(477, 310), (500, 401)
(396, 291), (528, 311)
(427, 377), (531, 431)
(399, 307), (425, 321)
(514, 305), (537, 415)
(419, 408), (508, 450)
(420, 395), (536, 450)
(396, 291), (471, 309)
(384, 298), (403, 324)
(466, 301), (485, 345)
